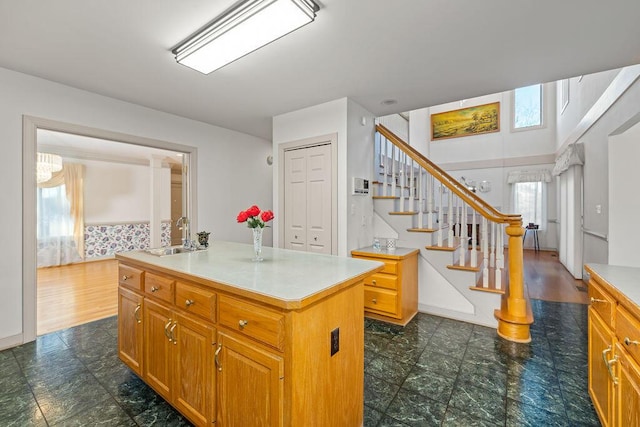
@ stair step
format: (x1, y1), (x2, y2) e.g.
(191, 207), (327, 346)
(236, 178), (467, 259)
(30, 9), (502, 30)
(407, 227), (437, 233)
(389, 211), (418, 215)
(469, 267), (507, 295)
(373, 196), (399, 200)
(425, 237), (460, 251)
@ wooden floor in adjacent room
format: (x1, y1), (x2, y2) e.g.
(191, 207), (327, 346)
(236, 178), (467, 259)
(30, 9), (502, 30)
(37, 259), (118, 335)
(523, 249), (589, 304)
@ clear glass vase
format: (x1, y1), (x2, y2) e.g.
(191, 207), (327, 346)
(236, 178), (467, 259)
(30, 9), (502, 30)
(252, 227), (264, 262)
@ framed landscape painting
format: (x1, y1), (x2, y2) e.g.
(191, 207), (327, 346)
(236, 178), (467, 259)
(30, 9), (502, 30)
(431, 102), (500, 141)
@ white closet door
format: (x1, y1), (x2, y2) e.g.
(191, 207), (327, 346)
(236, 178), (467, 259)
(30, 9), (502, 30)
(306, 144), (331, 254)
(284, 144), (332, 254)
(284, 149), (307, 251)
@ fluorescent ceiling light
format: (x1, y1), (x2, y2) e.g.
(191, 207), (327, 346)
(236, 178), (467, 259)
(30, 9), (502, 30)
(173, 0), (318, 74)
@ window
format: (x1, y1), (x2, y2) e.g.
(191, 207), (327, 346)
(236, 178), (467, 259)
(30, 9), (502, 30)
(513, 84), (543, 130)
(513, 182), (545, 228)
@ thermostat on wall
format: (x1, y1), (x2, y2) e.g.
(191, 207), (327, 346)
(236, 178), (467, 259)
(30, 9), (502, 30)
(352, 177), (369, 195)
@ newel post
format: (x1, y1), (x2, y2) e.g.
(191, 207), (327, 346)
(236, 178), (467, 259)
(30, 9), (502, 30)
(496, 218), (532, 343)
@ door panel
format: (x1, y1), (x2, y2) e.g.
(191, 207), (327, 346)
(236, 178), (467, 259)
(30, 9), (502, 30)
(144, 298), (173, 401)
(284, 150), (307, 251)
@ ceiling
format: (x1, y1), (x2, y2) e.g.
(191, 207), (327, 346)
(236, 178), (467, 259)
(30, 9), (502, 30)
(2, 0), (639, 140)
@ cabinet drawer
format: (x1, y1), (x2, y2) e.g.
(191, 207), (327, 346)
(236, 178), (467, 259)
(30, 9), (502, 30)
(589, 280), (615, 329)
(364, 273), (398, 291)
(218, 295), (285, 351)
(176, 281), (216, 321)
(617, 306), (640, 365)
(364, 287), (398, 316)
(380, 260), (398, 275)
(144, 272), (175, 303)
(119, 265), (144, 291)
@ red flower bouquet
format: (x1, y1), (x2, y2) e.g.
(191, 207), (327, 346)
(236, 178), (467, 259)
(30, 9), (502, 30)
(236, 205), (274, 228)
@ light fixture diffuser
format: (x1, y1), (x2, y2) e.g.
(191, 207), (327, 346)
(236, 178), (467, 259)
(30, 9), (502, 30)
(173, 0), (318, 74)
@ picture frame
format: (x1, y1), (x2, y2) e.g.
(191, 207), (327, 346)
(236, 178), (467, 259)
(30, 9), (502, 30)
(431, 102), (500, 141)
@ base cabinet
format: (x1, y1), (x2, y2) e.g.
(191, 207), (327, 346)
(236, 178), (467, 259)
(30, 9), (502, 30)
(216, 331), (283, 426)
(587, 267), (640, 427)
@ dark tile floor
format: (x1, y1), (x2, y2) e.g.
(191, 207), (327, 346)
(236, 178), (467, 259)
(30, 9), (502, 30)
(0, 300), (600, 426)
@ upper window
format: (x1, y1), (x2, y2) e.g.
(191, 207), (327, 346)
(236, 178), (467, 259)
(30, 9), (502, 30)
(512, 84), (543, 130)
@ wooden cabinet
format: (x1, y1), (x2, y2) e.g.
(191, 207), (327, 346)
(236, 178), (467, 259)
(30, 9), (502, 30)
(117, 259), (367, 426)
(586, 266), (640, 427)
(117, 286), (144, 376)
(351, 247), (419, 325)
(216, 331), (283, 426)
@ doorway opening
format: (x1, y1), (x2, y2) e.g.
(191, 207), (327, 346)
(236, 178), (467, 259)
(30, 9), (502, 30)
(23, 116), (198, 342)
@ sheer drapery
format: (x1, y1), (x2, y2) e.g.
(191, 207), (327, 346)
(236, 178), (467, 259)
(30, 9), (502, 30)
(37, 164), (85, 267)
(508, 169), (550, 230)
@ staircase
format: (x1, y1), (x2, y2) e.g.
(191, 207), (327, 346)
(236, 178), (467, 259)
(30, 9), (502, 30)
(373, 123), (533, 343)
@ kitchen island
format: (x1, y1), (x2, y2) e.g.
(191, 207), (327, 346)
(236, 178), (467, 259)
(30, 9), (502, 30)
(116, 241), (383, 427)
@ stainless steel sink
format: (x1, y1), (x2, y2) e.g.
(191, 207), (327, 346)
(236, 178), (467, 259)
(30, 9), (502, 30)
(145, 246), (207, 256)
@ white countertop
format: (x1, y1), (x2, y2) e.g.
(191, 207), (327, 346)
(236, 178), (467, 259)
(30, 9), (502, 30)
(351, 246), (419, 258)
(586, 263), (640, 307)
(116, 241), (383, 304)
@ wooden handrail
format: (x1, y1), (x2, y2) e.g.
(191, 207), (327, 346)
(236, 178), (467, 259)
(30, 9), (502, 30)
(376, 124), (522, 226)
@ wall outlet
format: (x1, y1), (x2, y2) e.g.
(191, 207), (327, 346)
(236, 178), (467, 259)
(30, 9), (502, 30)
(596, 204), (602, 214)
(330, 328), (339, 356)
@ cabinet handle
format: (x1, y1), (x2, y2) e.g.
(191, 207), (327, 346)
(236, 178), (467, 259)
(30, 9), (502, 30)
(214, 344), (222, 371)
(170, 322), (178, 345)
(625, 337), (640, 346)
(134, 304), (141, 324)
(239, 319), (248, 329)
(122, 275), (132, 281)
(151, 286), (159, 293)
(185, 299), (195, 307)
(590, 297), (607, 304)
(372, 279), (377, 286)
(372, 298), (377, 304)
(602, 346), (619, 385)
(164, 319), (173, 341)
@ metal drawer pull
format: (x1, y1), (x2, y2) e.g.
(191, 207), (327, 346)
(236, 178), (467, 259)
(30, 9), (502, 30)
(170, 322), (177, 345)
(590, 297), (607, 304)
(134, 304), (141, 324)
(239, 319), (248, 329)
(185, 299), (195, 307)
(151, 286), (159, 293)
(214, 344), (222, 371)
(602, 346), (619, 385)
(122, 275), (132, 281)
(372, 298), (377, 304)
(164, 319), (173, 340)
(625, 337), (640, 346)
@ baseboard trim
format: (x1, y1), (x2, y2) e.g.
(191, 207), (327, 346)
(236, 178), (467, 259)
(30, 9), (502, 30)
(0, 333), (25, 351)
(418, 303), (498, 329)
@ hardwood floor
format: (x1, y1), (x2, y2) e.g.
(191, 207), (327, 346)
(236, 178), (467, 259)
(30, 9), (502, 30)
(35, 249), (586, 335)
(523, 249), (589, 304)
(37, 259), (118, 335)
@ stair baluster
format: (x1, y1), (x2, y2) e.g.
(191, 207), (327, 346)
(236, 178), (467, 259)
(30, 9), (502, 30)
(482, 217), (489, 287)
(448, 190), (454, 247)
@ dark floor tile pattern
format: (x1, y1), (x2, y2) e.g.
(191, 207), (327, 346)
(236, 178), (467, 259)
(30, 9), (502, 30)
(0, 301), (599, 426)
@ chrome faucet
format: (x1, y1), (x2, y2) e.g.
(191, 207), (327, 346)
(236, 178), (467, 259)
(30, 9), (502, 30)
(176, 216), (195, 250)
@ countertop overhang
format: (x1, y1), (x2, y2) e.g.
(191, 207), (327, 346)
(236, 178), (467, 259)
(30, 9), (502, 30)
(116, 241), (384, 310)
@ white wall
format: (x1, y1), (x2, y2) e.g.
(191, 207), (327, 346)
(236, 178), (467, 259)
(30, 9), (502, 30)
(0, 66), (271, 346)
(609, 120), (640, 267)
(347, 99), (376, 251)
(554, 66), (640, 267)
(82, 159), (170, 224)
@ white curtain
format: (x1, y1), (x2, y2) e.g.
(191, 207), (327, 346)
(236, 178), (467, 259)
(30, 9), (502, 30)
(37, 164), (85, 267)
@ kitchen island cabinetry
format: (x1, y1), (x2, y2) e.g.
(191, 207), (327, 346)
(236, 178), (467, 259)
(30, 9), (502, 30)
(116, 241), (383, 427)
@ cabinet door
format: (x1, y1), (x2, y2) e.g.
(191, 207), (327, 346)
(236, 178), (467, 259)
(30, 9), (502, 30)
(118, 287), (144, 376)
(144, 298), (173, 401)
(616, 343), (640, 427)
(216, 331), (283, 427)
(173, 312), (215, 426)
(589, 307), (615, 427)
